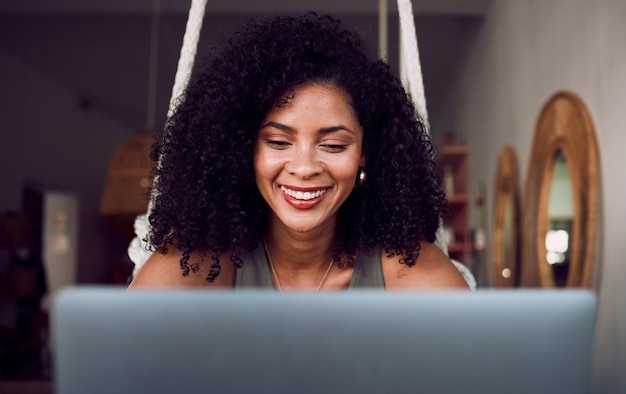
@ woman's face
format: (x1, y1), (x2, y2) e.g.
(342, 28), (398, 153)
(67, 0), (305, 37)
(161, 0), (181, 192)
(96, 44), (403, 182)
(254, 83), (365, 235)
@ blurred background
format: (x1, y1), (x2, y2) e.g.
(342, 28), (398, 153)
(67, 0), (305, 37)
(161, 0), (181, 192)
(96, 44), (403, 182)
(0, 1), (625, 393)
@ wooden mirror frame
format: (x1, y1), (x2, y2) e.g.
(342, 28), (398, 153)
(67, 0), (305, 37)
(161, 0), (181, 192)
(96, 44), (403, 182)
(493, 145), (520, 287)
(522, 91), (600, 288)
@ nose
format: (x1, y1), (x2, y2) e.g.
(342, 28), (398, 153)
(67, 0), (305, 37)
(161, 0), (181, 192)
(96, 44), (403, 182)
(285, 146), (323, 180)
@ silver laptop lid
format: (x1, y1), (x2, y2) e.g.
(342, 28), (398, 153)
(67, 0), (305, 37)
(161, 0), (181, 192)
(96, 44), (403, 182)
(53, 288), (596, 394)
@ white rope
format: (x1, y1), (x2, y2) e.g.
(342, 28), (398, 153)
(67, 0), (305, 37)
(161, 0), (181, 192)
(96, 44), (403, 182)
(396, 0), (475, 289)
(130, 0), (207, 275)
(167, 0), (207, 119)
(396, 0), (429, 131)
(148, 0), (207, 214)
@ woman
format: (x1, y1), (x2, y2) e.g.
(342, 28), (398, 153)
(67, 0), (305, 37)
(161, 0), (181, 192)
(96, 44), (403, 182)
(129, 13), (469, 291)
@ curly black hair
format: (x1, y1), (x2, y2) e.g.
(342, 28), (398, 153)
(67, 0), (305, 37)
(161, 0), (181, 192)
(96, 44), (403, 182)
(148, 12), (447, 281)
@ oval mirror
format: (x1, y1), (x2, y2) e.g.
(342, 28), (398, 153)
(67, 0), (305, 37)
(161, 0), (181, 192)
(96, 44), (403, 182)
(522, 91), (600, 288)
(492, 146), (520, 287)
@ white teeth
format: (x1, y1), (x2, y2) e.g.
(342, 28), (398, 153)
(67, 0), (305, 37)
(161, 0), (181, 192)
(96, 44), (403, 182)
(281, 186), (327, 200)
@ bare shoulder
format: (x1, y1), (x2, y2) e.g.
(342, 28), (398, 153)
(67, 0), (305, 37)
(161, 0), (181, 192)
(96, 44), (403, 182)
(382, 241), (470, 290)
(127, 248), (236, 290)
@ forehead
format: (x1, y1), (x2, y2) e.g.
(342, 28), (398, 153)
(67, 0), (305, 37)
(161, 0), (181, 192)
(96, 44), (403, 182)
(265, 83), (358, 121)
(278, 82), (353, 104)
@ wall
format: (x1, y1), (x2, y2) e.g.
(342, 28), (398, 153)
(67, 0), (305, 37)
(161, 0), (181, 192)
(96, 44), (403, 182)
(0, 50), (133, 284)
(450, 1), (626, 391)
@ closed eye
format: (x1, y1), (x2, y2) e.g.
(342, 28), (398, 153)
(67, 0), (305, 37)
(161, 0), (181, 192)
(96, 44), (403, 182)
(264, 140), (291, 149)
(320, 144), (348, 153)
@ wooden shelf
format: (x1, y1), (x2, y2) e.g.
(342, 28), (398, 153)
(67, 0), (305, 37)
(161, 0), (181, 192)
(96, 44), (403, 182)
(437, 144), (471, 264)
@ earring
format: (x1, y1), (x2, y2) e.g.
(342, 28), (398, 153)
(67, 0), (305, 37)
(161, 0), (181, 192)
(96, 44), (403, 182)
(355, 168), (366, 187)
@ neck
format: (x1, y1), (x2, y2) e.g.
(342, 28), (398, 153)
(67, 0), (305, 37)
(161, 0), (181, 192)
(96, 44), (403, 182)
(264, 215), (336, 269)
(263, 215), (337, 289)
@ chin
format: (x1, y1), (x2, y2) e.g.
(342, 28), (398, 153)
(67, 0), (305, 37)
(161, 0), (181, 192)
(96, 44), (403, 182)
(271, 210), (337, 235)
(286, 224), (319, 234)
(281, 217), (328, 234)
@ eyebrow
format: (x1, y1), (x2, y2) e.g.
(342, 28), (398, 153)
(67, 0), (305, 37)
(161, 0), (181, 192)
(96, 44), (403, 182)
(259, 121), (356, 135)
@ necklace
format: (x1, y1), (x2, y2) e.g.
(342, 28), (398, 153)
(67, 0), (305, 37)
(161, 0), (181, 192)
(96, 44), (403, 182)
(263, 239), (334, 293)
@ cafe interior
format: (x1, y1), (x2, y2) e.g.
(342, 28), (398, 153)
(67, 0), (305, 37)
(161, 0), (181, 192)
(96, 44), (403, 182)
(0, 0), (624, 393)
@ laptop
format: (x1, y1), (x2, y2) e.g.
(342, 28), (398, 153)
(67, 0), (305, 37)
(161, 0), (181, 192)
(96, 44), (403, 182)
(52, 288), (597, 394)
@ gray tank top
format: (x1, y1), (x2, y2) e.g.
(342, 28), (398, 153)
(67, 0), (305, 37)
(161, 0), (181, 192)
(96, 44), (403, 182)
(235, 244), (385, 290)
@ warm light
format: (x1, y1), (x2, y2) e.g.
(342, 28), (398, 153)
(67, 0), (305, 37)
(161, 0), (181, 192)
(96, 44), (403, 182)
(547, 251), (566, 264)
(502, 268), (512, 278)
(546, 230), (569, 252)
(545, 230), (569, 265)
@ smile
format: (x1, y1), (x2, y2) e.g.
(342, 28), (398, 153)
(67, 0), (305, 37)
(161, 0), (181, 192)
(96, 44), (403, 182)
(280, 186), (329, 201)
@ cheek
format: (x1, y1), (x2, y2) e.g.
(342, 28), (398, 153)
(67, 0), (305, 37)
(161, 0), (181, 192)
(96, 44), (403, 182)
(334, 154), (362, 182)
(253, 148), (281, 182)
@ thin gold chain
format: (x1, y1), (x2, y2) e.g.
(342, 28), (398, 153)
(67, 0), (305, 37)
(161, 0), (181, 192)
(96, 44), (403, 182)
(263, 239), (334, 293)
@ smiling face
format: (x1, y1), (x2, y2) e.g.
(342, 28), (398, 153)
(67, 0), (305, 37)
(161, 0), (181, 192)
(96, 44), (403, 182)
(254, 83), (366, 235)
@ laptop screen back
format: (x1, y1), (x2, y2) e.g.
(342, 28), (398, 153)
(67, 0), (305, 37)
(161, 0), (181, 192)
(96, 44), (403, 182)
(53, 288), (596, 394)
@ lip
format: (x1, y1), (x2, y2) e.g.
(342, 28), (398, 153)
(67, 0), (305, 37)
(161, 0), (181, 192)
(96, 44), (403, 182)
(279, 184), (331, 209)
